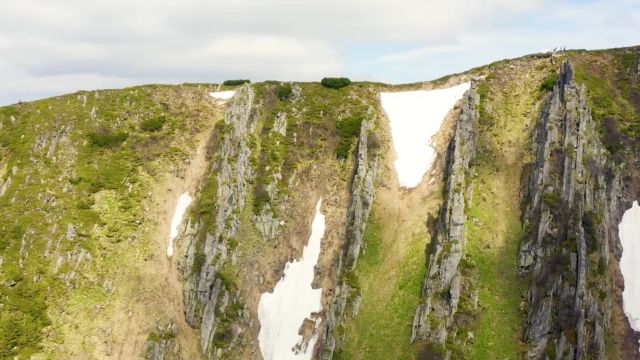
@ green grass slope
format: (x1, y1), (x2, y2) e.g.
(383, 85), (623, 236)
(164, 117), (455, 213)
(0, 84), (219, 358)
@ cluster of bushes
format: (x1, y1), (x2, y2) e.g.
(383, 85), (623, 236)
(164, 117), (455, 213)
(140, 115), (166, 132)
(276, 85), (293, 100)
(321, 77), (351, 89)
(223, 79), (250, 86)
(88, 126), (128, 147)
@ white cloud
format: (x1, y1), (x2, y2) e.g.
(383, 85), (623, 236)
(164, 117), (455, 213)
(370, 45), (465, 64)
(0, 0), (638, 104)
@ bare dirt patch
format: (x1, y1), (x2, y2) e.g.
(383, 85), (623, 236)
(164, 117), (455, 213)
(108, 104), (222, 360)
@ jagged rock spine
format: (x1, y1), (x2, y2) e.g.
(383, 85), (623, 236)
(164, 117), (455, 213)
(411, 84), (479, 355)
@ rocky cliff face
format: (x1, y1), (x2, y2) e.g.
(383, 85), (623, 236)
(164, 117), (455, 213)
(518, 60), (622, 359)
(181, 83), (257, 359)
(411, 84), (479, 354)
(318, 116), (379, 359)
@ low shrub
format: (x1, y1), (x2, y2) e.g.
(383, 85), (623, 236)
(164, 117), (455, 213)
(223, 79), (250, 86)
(276, 85), (293, 100)
(192, 252), (206, 274)
(321, 77), (351, 89)
(88, 126), (128, 147)
(542, 191), (561, 209)
(540, 72), (559, 92)
(140, 115), (166, 132)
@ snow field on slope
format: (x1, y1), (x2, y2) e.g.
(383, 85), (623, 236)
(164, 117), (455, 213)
(380, 82), (470, 188)
(167, 192), (192, 257)
(258, 199), (326, 360)
(209, 91), (236, 100)
(619, 201), (640, 332)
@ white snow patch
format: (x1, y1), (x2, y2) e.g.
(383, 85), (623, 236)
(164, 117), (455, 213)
(619, 200), (640, 332)
(258, 199), (325, 360)
(167, 192), (192, 257)
(380, 82), (470, 188)
(208, 90), (235, 100)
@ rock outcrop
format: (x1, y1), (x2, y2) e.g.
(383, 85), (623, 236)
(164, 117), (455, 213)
(252, 110), (289, 241)
(411, 84), (479, 352)
(144, 321), (180, 360)
(181, 84), (257, 359)
(318, 116), (379, 360)
(251, 84), (303, 242)
(518, 60), (619, 359)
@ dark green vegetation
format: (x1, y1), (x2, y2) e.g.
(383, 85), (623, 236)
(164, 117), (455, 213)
(335, 115), (364, 159)
(275, 85), (293, 100)
(88, 126), (129, 147)
(140, 115), (167, 132)
(568, 49), (640, 147)
(540, 72), (559, 92)
(321, 77), (352, 89)
(222, 79), (250, 86)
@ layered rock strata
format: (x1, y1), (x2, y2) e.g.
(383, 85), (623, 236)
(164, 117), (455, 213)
(518, 61), (620, 359)
(181, 84), (257, 359)
(318, 117), (379, 359)
(411, 84), (479, 351)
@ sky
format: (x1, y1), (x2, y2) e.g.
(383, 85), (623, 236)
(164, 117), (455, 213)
(0, 0), (639, 105)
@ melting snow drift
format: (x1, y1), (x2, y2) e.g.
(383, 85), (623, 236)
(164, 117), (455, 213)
(167, 192), (192, 257)
(258, 199), (325, 360)
(380, 82), (470, 188)
(209, 90), (235, 100)
(619, 200), (640, 332)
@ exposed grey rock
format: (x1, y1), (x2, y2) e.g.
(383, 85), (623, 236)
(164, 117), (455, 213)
(103, 279), (114, 294)
(252, 109), (289, 241)
(519, 60), (617, 359)
(272, 111), (287, 136)
(254, 204), (280, 241)
(318, 116), (380, 360)
(411, 84), (479, 350)
(46, 126), (71, 158)
(143, 320), (180, 360)
(344, 117), (379, 270)
(0, 176), (11, 197)
(182, 83), (257, 359)
(66, 223), (76, 240)
(55, 247), (92, 274)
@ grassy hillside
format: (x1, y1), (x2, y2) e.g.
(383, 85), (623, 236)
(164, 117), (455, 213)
(0, 84), (221, 358)
(464, 57), (549, 359)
